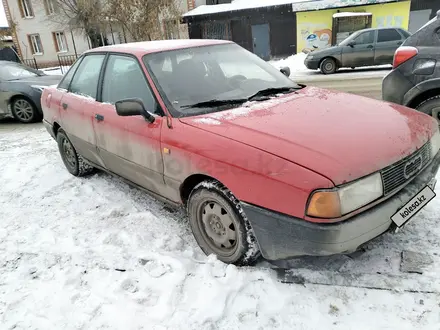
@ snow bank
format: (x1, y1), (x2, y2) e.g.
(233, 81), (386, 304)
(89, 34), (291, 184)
(2, 122), (440, 329)
(270, 52), (309, 75)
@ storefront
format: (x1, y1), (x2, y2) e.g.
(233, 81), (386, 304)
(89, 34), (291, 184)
(296, 0), (411, 53)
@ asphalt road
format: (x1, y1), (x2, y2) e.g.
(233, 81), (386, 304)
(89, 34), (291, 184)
(292, 67), (391, 100)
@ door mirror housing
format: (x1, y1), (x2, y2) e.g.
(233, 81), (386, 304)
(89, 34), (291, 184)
(280, 66), (291, 77)
(115, 98), (155, 123)
(347, 41), (356, 47)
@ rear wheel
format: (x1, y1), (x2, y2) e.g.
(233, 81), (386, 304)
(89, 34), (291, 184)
(11, 97), (41, 123)
(56, 129), (94, 177)
(416, 95), (440, 124)
(187, 180), (260, 265)
(320, 58), (337, 74)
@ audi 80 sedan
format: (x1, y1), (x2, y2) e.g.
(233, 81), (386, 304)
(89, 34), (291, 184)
(41, 39), (440, 265)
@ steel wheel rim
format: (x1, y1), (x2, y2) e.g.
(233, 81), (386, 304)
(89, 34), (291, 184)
(14, 99), (34, 121)
(199, 200), (238, 255)
(62, 138), (77, 168)
(324, 61), (334, 72)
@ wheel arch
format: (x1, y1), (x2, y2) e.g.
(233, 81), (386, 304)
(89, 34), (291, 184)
(180, 173), (224, 205)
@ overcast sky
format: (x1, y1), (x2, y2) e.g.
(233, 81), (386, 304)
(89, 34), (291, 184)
(0, 2), (8, 28)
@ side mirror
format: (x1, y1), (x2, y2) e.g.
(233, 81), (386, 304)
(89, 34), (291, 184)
(280, 66), (291, 77)
(348, 41), (356, 47)
(115, 98), (155, 123)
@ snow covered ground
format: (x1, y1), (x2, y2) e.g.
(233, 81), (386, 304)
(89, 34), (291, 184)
(2, 122), (440, 329)
(270, 52), (391, 79)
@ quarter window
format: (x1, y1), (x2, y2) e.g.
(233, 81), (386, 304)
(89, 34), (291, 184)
(101, 55), (158, 113)
(69, 55), (105, 99)
(378, 29), (402, 42)
(354, 31), (375, 45)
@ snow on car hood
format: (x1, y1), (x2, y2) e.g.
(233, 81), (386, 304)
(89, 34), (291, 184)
(180, 86), (437, 185)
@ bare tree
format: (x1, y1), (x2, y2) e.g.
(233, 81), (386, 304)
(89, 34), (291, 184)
(104, 0), (183, 42)
(47, 0), (106, 47)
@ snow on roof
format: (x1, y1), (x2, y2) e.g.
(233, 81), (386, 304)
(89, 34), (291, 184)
(184, 0), (398, 17)
(183, 0), (314, 17)
(333, 12), (372, 18)
(0, 2), (8, 28)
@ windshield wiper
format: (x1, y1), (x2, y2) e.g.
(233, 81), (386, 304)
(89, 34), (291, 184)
(247, 87), (297, 101)
(180, 98), (247, 109)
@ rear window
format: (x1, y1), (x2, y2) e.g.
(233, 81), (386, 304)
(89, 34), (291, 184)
(398, 29), (411, 38)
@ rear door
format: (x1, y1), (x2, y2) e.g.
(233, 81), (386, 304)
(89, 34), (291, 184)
(92, 53), (168, 196)
(59, 54), (106, 167)
(374, 28), (406, 65)
(341, 30), (375, 67)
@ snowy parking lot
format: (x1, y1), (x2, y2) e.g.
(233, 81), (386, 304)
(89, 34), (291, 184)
(2, 122), (440, 329)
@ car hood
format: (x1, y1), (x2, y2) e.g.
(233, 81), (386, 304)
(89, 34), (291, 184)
(309, 46), (341, 57)
(9, 75), (62, 86)
(179, 86), (437, 185)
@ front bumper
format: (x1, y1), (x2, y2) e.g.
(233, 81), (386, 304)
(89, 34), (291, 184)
(304, 57), (320, 70)
(243, 151), (440, 261)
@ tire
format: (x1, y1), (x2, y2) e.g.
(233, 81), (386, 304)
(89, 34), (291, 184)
(320, 57), (337, 74)
(416, 95), (440, 124)
(56, 129), (94, 177)
(187, 180), (260, 266)
(11, 97), (42, 123)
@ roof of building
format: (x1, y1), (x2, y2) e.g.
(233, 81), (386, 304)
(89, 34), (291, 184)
(183, 0), (401, 17)
(87, 39), (233, 55)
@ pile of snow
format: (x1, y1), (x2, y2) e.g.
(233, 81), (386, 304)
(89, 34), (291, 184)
(270, 52), (309, 75)
(2, 121), (440, 328)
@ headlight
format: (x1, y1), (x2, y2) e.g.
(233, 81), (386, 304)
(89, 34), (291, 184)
(31, 85), (46, 92)
(430, 127), (440, 158)
(307, 55), (314, 60)
(306, 172), (383, 219)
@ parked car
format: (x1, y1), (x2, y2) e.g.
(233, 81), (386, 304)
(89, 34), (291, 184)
(382, 11), (440, 123)
(42, 40), (440, 266)
(0, 61), (62, 123)
(304, 27), (411, 74)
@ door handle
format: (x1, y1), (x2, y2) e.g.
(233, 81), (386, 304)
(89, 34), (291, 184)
(62, 103), (68, 110)
(95, 114), (104, 122)
(367, 45), (373, 49)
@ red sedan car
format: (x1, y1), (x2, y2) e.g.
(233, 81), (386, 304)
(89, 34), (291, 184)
(41, 39), (440, 265)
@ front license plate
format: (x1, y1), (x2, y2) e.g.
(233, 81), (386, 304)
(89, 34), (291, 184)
(391, 185), (436, 228)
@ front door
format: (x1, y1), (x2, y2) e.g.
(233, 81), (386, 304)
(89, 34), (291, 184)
(341, 30), (375, 68)
(374, 28), (405, 65)
(251, 24), (271, 60)
(59, 54), (106, 167)
(92, 54), (166, 195)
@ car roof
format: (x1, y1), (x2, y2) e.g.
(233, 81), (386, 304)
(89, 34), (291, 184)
(86, 39), (234, 56)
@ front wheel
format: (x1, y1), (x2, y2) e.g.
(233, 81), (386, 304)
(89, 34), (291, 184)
(320, 58), (337, 74)
(416, 95), (440, 124)
(187, 181), (260, 265)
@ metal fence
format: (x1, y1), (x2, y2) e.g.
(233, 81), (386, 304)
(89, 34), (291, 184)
(57, 54), (78, 74)
(23, 58), (38, 70)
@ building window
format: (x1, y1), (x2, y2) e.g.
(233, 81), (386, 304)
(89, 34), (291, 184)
(44, 0), (56, 15)
(53, 31), (68, 52)
(28, 34), (43, 54)
(18, 0), (34, 18)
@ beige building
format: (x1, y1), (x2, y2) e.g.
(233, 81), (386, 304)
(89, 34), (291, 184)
(2, 0), (203, 68)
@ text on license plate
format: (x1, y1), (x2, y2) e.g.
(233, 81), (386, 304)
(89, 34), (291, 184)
(391, 185), (436, 228)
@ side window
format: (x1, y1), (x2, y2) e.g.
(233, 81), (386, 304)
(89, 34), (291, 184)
(58, 57), (83, 90)
(69, 54), (105, 99)
(354, 31), (375, 45)
(377, 29), (402, 43)
(101, 55), (157, 113)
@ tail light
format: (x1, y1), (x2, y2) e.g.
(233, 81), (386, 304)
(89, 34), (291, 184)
(393, 46), (418, 68)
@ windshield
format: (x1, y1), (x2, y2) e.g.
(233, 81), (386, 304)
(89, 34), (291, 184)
(143, 43), (300, 117)
(339, 31), (360, 46)
(0, 63), (40, 81)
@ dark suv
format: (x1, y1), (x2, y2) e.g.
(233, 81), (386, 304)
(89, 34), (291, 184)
(382, 11), (440, 123)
